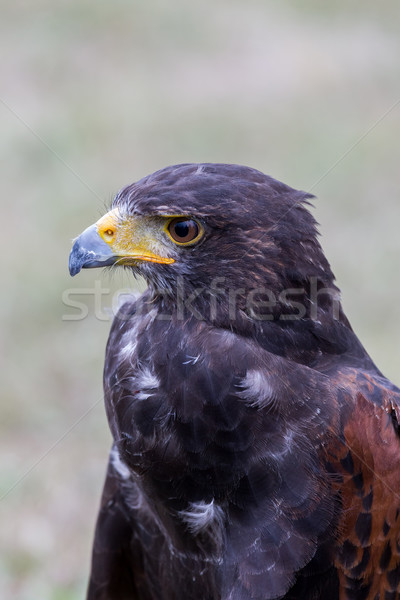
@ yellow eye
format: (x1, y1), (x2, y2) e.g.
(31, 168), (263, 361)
(167, 218), (202, 245)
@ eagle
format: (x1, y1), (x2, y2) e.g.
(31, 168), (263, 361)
(69, 163), (400, 600)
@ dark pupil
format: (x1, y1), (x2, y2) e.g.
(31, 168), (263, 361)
(174, 221), (190, 239)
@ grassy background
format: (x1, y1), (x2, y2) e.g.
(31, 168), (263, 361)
(1, 1), (399, 598)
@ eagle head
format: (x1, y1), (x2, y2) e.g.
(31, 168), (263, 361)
(69, 163), (340, 328)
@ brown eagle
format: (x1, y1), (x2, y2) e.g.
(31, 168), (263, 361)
(69, 163), (400, 600)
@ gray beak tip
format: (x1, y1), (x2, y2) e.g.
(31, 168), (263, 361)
(68, 224), (117, 277)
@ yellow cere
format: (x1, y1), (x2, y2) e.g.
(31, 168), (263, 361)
(95, 209), (175, 265)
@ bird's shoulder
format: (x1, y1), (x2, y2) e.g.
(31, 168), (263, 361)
(319, 365), (400, 598)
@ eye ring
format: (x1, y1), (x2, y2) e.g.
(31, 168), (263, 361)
(166, 217), (203, 245)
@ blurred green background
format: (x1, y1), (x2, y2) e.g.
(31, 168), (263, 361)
(1, 1), (399, 598)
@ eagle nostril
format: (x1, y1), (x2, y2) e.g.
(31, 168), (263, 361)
(103, 228), (115, 242)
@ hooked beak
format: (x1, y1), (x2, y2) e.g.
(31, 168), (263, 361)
(69, 224), (117, 276)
